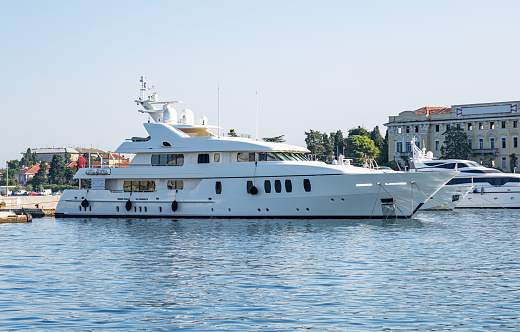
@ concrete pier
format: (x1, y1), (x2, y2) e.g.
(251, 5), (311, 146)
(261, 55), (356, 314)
(0, 195), (60, 219)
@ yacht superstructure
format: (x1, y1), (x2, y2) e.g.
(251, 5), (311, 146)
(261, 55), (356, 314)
(55, 77), (457, 218)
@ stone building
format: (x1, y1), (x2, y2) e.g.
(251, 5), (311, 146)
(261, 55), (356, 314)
(385, 101), (520, 172)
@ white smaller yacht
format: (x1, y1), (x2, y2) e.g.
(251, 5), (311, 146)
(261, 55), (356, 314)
(410, 139), (520, 209)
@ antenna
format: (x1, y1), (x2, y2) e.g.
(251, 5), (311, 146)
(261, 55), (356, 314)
(217, 51), (221, 138)
(255, 58), (258, 141)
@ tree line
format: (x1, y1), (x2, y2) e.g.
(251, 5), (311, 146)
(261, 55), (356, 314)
(304, 126), (389, 166)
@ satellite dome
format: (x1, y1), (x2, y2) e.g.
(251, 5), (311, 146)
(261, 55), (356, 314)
(179, 109), (195, 125)
(162, 104), (177, 124)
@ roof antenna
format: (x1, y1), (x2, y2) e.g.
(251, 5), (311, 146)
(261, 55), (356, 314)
(255, 58), (259, 141)
(217, 50), (221, 138)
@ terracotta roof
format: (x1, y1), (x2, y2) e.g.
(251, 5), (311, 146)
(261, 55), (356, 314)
(18, 163), (50, 175)
(414, 107), (451, 115)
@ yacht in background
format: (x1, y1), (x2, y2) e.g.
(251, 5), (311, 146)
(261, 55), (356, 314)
(410, 139), (520, 208)
(55, 77), (457, 218)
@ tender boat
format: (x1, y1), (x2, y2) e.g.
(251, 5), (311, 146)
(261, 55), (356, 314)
(410, 139), (520, 209)
(55, 77), (457, 218)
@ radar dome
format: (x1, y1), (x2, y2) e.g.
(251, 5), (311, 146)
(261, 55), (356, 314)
(179, 109), (195, 125)
(162, 104), (177, 124)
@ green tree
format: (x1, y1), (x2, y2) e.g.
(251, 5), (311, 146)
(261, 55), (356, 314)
(262, 135), (286, 143)
(228, 129), (238, 137)
(348, 126), (369, 137)
(65, 167), (76, 185)
(64, 152), (72, 163)
(49, 154), (67, 185)
(330, 130), (346, 157)
(440, 127), (470, 159)
(305, 130), (325, 157)
(370, 126), (385, 150)
(376, 130), (389, 166)
(345, 135), (379, 163)
(322, 133), (334, 163)
(31, 161), (48, 188)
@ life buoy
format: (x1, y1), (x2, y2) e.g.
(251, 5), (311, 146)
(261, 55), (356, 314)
(250, 186), (258, 195)
(125, 200), (132, 211)
(172, 200), (178, 212)
(81, 199), (89, 208)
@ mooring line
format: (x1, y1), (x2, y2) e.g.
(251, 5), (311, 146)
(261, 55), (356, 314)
(377, 183), (411, 218)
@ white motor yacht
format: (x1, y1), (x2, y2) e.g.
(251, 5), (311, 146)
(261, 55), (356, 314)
(55, 77), (457, 218)
(410, 139), (520, 209)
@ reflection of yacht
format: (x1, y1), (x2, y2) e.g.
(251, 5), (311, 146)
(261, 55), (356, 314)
(55, 77), (456, 218)
(410, 139), (520, 208)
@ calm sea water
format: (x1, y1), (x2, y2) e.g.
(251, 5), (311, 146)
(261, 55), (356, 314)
(0, 210), (518, 331)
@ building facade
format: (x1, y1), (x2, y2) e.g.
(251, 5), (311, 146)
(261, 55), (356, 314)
(385, 101), (520, 172)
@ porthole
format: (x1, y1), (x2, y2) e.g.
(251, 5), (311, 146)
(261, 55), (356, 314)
(303, 179), (311, 192)
(211, 208), (214, 211)
(134, 207), (137, 212)
(145, 207), (147, 212)
(117, 206), (120, 212)
(296, 208), (299, 211)
(139, 207), (142, 212)
(306, 208), (309, 211)
(89, 206), (91, 211)
(331, 198), (334, 201)
(159, 207), (162, 212)
(79, 206), (81, 211)
(228, 208), (231, 212)
(274, 180), (282, 193)
(266, 208), (269, 212)
(341, 198), (345, 201)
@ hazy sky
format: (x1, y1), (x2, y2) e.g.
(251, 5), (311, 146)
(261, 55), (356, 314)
(2, 0), (520, 164)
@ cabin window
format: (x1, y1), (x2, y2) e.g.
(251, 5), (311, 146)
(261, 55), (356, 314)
(246, 181), (254, 194)
(215, 181), (222, 194)
(303, 179), (311, 192)
(124, 181), (155, 192)
(237, 152), (249, 162)
(198, 154), (210, 163)
(264, 180), (271, 193)
(167, 180), (184, 190)
(214, 153), (221, 162)
(151, 154), (184, 166)
(285, 179), (292, 193)
(274, 180), (282, 193)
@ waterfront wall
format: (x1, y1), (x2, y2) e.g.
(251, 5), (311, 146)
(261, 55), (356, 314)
(0, 195), (60, 210)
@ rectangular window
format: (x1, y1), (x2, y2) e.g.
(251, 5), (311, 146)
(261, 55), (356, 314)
(414, 125), (419, 133)
(514, 137), (518, 149)
(124, 181), (155, 192)
(264, 180), (271, 193)
(435, 124), (440, 132)
(167, 180), (184, 190)
(446, 124), (450, 131)
(502, 137), (507, 149)
(490, 138), (495, 149)
(406, 142), (411, 153)
(457, 123), (461, 129)
(435, 140), (440, 151)
(479, 138), (483, 149)
(151, 154), (184, 166)
(258, 152), (267, 161)
(303, 179), (311, 192)
(214, 153), (220, 162)
(215, 181), (222, 194)
(285, 179), (292, 193)
(490, 121), (495, 129)
(406, 126), (410, 133)
(237, 152), (249, 162)
(468, 123), (472, 130)
(468, 138), (472, 149)
(514, 121), (518, 129)
(502, 121), (506, 129)
(396, 142), (402, 153)
(502, 157), (507, 169)
(274, 180), (282, 193)
(479, 122), (483, 130)
(198, 154), (210, 163)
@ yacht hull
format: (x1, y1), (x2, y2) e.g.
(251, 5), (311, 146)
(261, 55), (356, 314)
(56, 171), (455, 219)
(419, 184), (473, 211)
(455, 186), (520, 208)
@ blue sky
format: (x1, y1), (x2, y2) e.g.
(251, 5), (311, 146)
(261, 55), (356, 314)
(2, 0), (520, 164)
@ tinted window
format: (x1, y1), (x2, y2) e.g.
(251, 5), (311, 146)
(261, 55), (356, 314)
(198, 154), (210, 163)
(151, 154), (184, 166)
(274, 180), (282, 193)
(247, 181), (254, 194)
(215, 181), (222, 194)
(167, 180), (184, 190)
(303, 179), (311, 192)
(124, 181), (155, 192)
(285, 179), (292, 193)
(264, 180), (271, 193)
